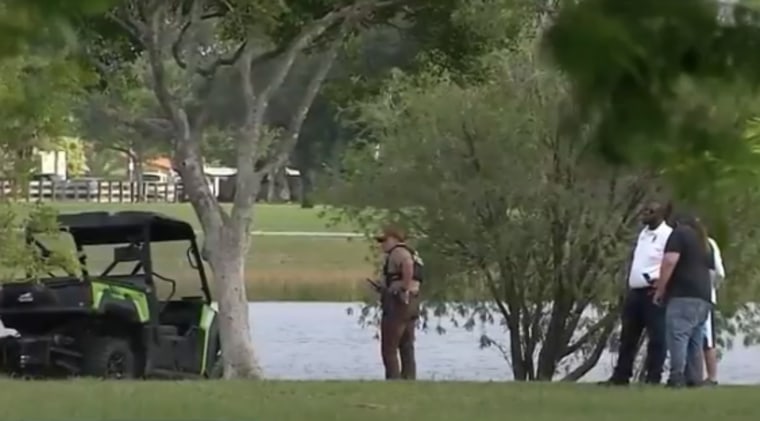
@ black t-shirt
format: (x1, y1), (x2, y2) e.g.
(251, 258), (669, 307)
(664, 225), (713, 302)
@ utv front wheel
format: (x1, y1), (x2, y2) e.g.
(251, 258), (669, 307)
(82, 336), (136, 379)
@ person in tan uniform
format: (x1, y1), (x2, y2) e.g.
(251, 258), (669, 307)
(371, 225), (423, 380)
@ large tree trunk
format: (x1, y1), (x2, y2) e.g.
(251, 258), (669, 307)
(207, 226), (261, 378)
(177, 138), (263, 378)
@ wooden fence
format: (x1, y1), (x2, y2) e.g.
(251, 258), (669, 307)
(0, 180), (186, 203)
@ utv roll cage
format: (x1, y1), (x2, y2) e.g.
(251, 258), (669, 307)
(27, 211), (212, 304)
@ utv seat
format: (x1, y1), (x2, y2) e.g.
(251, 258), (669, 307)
(158, 301), (203, 336)
(157, 325), (179, 336)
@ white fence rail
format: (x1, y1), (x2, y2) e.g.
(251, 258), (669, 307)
(0, 180), (184, 203)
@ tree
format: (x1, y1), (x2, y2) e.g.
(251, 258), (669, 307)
(0, 48), (93, 194)
(0, 202), (79, 282)
(542, 0), (760, 193)
(325, 39), (670, 380)
(96, 0), (425, 378)
(543, 0), (760, 354)
(57, 137), (89, 177)
(77, 54), (172, 198)
(320, 0), (535, 188)
(0, 0), (119, 55)
(326, 4), (760, 374)
(0, 0), (122, 285)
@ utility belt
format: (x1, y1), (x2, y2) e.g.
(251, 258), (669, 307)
(383, 289), (421, 300)
(380, 284), (421, 320)
(384, 279), (421, 294)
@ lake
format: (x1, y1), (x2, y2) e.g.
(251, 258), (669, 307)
(251, 302), (760, 384)
(3, 301), (760, 384)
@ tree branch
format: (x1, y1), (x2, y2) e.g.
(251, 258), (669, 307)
(561, 310), (618, 358)
(199, 41), (248, 77)
(256, 23), (347, 177)
(231, 0), (393, 226)
(171, 0), (212, 71)
(561, 312), (617, 381)
(124, 0), (226, 232)
(169, 0), (249, 79)
(107, 146), (138, 162)
(107, 8), (144, 45)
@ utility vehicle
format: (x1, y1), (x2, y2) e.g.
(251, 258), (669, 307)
(0, 211), (222, 379)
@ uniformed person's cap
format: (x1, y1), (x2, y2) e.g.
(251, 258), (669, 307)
(374, 225), (407, 243)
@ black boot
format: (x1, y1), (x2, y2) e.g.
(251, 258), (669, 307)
(666, 378), (686, 389)
(598, 377), (629, 386)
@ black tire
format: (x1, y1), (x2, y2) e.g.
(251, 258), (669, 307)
(81, 336), (136, 379)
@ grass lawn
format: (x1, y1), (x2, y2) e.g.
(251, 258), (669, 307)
(6, 202), (378, 301)
(0, 380), (756, 421)
(50, 202), (359, 232)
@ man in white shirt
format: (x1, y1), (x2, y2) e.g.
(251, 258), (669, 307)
(602, 200), (673, 385)
(701, 236), (725, 385)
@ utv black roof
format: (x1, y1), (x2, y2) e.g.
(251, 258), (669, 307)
(57, 211), (197, 245)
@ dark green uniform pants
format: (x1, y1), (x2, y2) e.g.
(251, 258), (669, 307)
(380, 291), (420, 380)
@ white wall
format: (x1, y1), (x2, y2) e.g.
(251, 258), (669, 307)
(37, 150), (67, 178)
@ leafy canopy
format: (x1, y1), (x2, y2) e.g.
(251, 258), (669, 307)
(543, 0), (760, 200)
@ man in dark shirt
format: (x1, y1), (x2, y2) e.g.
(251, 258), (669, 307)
(653, 212), (714, 388)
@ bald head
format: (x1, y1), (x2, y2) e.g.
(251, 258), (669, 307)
(640, 200), (666, 229)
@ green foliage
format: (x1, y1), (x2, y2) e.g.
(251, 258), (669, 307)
(0, 0), (118, 55)
(76, 53), (170, 169)
(320, 0), (541, 189)
(407, 0), (533, 82)
(328, 8), (760, 373)
(543, 0), (760, 197)
(57, 136), (89, 176)
(0, 52), (94, 183)
(544, 4), (760, 349)
(325, 42), (660, 380)
(0, 202), (78, 282)
(0, 1), (99, 284)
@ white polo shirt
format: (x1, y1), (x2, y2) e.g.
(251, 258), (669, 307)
(628, 221), (673, 289)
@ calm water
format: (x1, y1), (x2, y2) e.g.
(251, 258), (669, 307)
(248, 302), (760, 384)
(3, 302), (760, 384)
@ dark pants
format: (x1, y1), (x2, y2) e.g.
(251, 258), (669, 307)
(611, 287), (667, 384)
(380, 291), (420, 380)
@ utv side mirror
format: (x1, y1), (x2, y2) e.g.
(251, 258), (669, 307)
(114, 244), (142, 263)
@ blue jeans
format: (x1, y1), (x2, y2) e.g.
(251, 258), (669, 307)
(666, 297), (712, 386)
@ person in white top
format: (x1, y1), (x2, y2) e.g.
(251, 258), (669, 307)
(701, 236), (725, 385)
(601, 200), (673, 386)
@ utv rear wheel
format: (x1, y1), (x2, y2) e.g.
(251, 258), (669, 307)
(82, 336), (136, 379)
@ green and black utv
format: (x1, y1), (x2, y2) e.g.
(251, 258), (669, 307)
(0, 211), (223, 379)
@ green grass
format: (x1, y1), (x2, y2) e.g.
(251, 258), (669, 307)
(50, 202), (359, 232)
(0, 380), (756, 420)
